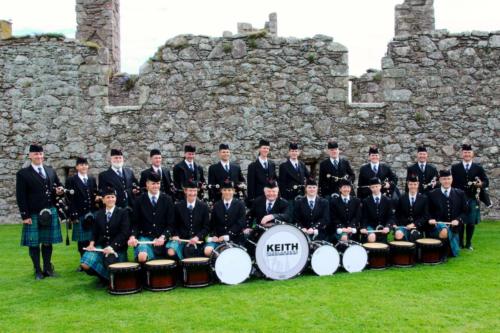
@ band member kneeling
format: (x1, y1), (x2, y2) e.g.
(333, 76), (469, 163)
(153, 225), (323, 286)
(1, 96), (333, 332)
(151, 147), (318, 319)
(329, 179), (361, 242)
(394, 175), (429, 241)
(360, 177), (396, 243)
(128, 172), (175, 263)
(427, 169), (468, 257)
(293, 178), (330, 240)
(80, 188), (130, 282)
(205, 181), (247, 255)
(166, 180), (210, 260)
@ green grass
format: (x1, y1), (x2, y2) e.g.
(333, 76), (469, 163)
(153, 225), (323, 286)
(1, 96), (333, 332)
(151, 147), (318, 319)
(0, 222), (499, 333)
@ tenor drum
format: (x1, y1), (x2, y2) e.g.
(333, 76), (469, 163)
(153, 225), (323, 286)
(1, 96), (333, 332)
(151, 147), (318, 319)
(144, 259), (177, 291)
(211, 242), (252, 285)
(363, 242), (390, 269)
(389, 241), (416, 267)
(108, 262), (142, 295)
(310, 240), (340, 276)
(337, 241), (368, 273)
(416, 238), (443, 264)
(181, 257), (211, 288)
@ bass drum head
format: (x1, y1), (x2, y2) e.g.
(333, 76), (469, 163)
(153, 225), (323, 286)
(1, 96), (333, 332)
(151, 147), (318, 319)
(214, 247), (252, 285)
(342, 245), (368, 273)
(311, 245), (340, 276)
(255, 224), (310, 280)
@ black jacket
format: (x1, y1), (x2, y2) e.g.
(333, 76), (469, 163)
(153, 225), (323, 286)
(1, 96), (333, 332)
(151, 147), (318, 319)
(451, 162), (490, 205)
(357, 163), (398, 200)
(293, 196), (330, 231)
(172, 160), (205, 199)
(248, 196), (289, 227)
(16, 165), (62, 220)
(278, 159), (310, 200)
(131, 192), (175, 239)
(98, 167), (138, 208)
(173, 199), (210, 240)
(319, 158), (355, 196)
(406, 162), (439, 193)
(92, 206), (130, 252)
(329, 195), (362, 229)
(65, 174), (98, 219)
(361, 195), (396, 228)
(208, 162), (245, 202)
(427, 188), (468, 225)
(139, 166), (174, 198)
(395, 193), (429, 230)
(210, 199), (246, 243)
(246, 159), (276, 203)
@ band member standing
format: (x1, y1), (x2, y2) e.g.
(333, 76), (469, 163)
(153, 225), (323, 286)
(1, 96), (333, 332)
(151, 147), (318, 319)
(139, 149), (175, 198)
(293, 178), (330, 240)
(357, 146), (399, 200)
(246, 139), (276, 206)
(65, 157), (98, 267)
(329, 179), (362, 242)
(98, 149), (139, 209)
(451, 144), (490, 250)
(208, 144), (245, 203)
(394, 176), (429, 241)
(406, 145), (439, 194)
(16, 144), (64, 280)
(360, 177), (396, 243)
(128, 172), (175, 263)
(173, 145), (205, 201)
(166, 180), (210, 260)
(428, 169), (468, 257)
(80, 188), (130, 282)
(319, 141), (355, 197)
(205, 181), (247, 255)
(278, 142), (310, 201)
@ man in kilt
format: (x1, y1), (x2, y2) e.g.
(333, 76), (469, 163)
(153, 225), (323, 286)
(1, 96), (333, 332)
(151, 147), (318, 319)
(80, 188), (130, 282)
(65, 157), (98, 269)
(16, 144), (64, 280)
(128, 172), (175, 263)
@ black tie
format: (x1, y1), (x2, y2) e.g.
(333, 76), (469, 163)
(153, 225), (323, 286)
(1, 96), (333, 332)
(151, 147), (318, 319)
(225, 202), (230, 211)
(225, 164), (229, 172)
(375, 197), (380, 205)
(151, 196), (157, 207)
(266, 202), (272, 214)
(38, 167), (46, 179)
(263, 161), (268, 170)
(420, 164), (425, 173)
(411, 197), (415, 206)
(334, 160), (338, 169)
(344, 198), (348, 205)
(117, 169), (123, 178)
(465, 164), (469, 173)
(106, 211), (112, 223)
(309, 200), (314, 210)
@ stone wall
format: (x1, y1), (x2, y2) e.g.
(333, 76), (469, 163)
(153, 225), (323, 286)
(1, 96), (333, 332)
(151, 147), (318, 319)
(395, 0), (435, 37)
(0, 35), (110, 223)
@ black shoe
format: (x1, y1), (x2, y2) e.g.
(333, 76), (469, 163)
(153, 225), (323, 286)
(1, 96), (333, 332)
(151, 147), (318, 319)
(43, 264), (58, 277)
(35, 271), (44, 280)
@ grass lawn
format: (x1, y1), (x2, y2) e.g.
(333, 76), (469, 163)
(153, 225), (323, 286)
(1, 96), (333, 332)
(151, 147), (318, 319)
(0, 221), (499, 333)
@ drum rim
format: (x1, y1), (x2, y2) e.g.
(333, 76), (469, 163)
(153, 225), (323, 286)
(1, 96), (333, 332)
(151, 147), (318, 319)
(255, 223), (310, 280)
(109, 262), (140, 269)
(363, 242), (389, 249)
(416, 238), (442, 245)
(182, 257), (210, 263)
(145, 259), (176, 266)
(389, 241), (415, 247)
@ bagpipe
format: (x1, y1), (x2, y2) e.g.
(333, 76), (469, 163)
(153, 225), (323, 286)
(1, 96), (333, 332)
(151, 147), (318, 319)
(466, 177), (492, 208)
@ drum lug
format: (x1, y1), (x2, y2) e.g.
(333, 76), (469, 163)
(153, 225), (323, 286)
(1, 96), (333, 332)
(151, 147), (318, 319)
(110, 273), (114, 290)
(146, 271), (150, 286)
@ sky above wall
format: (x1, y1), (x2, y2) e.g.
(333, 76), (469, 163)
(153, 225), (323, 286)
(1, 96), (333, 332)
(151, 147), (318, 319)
(3, 0), (500, 76)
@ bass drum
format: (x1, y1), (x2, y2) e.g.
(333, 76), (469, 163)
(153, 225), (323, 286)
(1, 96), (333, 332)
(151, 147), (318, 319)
(310, 240), (340, 276)
(337, 241), (368, 273)
(255, 223), (310, 280)
(211, 242), (252, 285)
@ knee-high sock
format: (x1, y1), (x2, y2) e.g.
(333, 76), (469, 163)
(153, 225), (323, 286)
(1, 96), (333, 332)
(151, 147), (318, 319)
(465, 224), (475, 246)
(29, 246), (41, 273)
(77, 241), (89, 257)
(41, 244), (53, 271)
(458, 224), (465, 247)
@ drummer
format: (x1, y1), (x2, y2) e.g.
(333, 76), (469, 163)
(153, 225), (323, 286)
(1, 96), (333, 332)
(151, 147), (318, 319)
(293, 178), (330, 240)
(247, 179), (290, 229)
(360, 177), (395, 243)
(80, 187), (130, 282)
(329, 179), (362, 242)
(394, 175), (429, 241)
(166, 180), (210, 260)
(128, 172), (175, 263)
(205, 181), (247, 255)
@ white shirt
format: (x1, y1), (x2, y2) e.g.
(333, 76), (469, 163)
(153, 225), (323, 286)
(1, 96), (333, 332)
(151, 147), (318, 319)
(148, 192), (159, 202)
(441, 187), (451, 196)
(186, 200), (196, 209)
(112, 166), (122, 175)
(259, 157), (268, 169)
(105, 206), (115, 215)
(221, 161), (230, 170)
(32, 164), (46, 177)
(409, 193), (417, 205)
(152, 166), (162, 174)
(306, 196), (317, 208)
(289, 158), (299, 169)
(78, 172), (88, 183)
(462, 161), (472, 170)
(265, 200), (275, 210)
(330, 158), (340, 166)
(418, 162), (426, 169)
(185, 160), (194, 169)
(370, 163), (379, 171)
(223, 199), (233, 208)
(341, 195), (350, 203)
(372, 194), (382, 202)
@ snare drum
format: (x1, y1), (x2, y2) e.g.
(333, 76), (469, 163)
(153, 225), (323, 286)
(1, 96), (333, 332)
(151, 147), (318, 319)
(211, 242), (252, 285)
(416, 238), (443, 264)
(310, 240), (340, 276)
(181, 257), (212, 288)
(108, 262), (142, 295)
(389, 241), (416, 267)
(255, 223), (310, 280)
(363, 242), (390, 269)
(144, 259), (177, 291)
(337, 241), (368, 273)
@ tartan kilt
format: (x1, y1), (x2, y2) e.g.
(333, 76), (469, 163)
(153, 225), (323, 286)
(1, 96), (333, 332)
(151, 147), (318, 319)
(21, 207), (62, 247)
(72, 215), (94, 242)
(134, 236), (156, 260)
(81, 247), (128, 279)
(466, 198), (481, 225)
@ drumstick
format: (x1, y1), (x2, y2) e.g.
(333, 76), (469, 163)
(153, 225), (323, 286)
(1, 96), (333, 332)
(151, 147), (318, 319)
(83, 247), (118, 257)
(137, 241), (155, 245)
(169, 237), (203, 244)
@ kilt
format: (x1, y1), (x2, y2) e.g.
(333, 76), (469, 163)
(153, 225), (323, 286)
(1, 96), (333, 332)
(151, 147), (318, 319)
(21, 207), (62, 247)
(394, 226), (410, 240)
(134, 236), (156, 260)
(72, 215), (93, 242)
(429, 222), (460, 257)
(466, 198), (481, 225)
(80, 247), (127, 279)
(166, 240), (185, 260)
